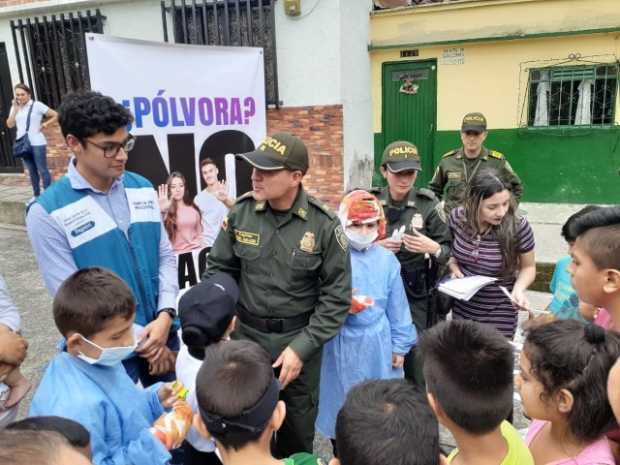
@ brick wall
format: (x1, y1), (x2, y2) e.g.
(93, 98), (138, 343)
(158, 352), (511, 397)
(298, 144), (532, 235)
(1, 105), (345, 207)
(267, 105), (344, 208)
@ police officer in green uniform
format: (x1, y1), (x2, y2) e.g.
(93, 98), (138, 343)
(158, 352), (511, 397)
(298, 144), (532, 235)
(428, 112), (523, 215)
(204, 132), (351, 457)
(371, 141), (451, 385)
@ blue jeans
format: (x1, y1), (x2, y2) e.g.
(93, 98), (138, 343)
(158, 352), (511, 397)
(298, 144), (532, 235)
(22, 145), (51, 196)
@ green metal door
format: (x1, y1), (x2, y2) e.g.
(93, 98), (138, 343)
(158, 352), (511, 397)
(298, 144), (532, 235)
(378, 60), (437, 186)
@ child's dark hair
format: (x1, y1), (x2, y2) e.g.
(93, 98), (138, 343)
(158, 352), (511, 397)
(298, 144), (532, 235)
(523, 319), (620, 441)
(561, 205), (600, 243)
(0, 429), (69, 465)
(335, 379), (439, 465)
(58, 91), (133, 140)
(7, 416), (90, 450)
(419, 320), (513, 434)
(53, 267), (135, 338)
(570, 206), (620, 271)
(195, 340), (275, 450)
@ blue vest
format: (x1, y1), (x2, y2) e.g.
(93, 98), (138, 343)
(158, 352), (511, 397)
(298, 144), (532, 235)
(38, 172), (161, 326)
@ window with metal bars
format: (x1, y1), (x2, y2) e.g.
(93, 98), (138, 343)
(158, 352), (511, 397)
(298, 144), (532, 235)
(161, 0), (279, 107)
(10, 10), (105, 109)
(527, 64), (618, 127)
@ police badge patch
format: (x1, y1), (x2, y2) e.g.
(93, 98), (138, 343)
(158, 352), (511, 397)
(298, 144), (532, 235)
(300, 231), (316, 253)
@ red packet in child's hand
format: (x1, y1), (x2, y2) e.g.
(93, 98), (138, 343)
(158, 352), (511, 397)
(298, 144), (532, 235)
(151, 400), (193, 450)
(350, 295), (374, 314)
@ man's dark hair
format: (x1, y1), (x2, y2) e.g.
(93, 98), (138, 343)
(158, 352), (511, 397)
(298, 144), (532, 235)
(58, 91), (133, 140)
(0, 429), (69, 465)
(524, 319), (620, 442)
(195, 340), (274, 450)
(419, 320), (513, 434)
(571, 206), (620, 271)
(53, 267), (135, 338)
(335, 379), (440, 465)
(7, 416), (90, 450)
(561, 205), (600, 243)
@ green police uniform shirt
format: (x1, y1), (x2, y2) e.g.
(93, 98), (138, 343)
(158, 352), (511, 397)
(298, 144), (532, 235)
(428, 147), (523, 214)
(372, 187), (452, 270)
(205, 186), (352, 362)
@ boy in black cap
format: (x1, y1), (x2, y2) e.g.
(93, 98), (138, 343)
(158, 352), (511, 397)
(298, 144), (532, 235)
(176, 272), (239, 465)
(193, 340), (319, 465)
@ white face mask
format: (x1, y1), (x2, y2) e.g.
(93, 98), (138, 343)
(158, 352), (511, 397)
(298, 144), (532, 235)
(345, 229), (378, 251)
(77, 335), (137, 367)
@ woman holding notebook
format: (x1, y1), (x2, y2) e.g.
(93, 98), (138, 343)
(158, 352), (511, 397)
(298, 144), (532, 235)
(447, 168), (536, 338)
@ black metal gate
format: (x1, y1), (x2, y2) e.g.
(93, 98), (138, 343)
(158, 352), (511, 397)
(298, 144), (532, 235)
(10, 9), (105, 109)
(160, 0), (280, 107)
(0, 42), (19, 172)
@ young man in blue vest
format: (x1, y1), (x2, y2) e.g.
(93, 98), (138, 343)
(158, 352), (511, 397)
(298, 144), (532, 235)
(26, 91), (179, 386)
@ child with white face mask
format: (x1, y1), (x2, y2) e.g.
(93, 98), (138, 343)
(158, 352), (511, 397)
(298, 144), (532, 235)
(29, 267), (191, 465)
(315, 190), (417, 450)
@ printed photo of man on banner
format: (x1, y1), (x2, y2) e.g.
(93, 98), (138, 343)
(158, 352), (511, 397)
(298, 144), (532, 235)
(86, 33), (266, 289)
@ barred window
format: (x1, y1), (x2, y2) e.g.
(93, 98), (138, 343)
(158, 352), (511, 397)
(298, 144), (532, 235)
(527, 65), (618, 127)
(161, 0), (279, 107)
(11, 10), (105, 108)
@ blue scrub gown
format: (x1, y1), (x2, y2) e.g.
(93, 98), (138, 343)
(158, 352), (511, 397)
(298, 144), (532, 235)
(316, 244), (417, 439)
(30, 352), (171, 465)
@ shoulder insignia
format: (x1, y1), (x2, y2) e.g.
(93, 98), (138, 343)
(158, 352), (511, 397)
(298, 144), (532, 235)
(416, 187), (437, 200)
(434, 203), (447, 223)
(308, 196), (336, 219)
(442, 150), (458, 159)
(334, 224), (348, 251)
(222, 215), (229, 231)
(235, 191), (255, 203)
(489, 150), (504, 159)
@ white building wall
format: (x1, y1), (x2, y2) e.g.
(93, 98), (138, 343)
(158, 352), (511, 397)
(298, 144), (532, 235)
(340, 0), (373, 189)
(273, 0), (341, 107)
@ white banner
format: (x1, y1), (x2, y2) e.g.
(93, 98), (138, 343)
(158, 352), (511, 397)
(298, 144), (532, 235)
(87, 34), (266, 288)
(86, 33), (265, 197)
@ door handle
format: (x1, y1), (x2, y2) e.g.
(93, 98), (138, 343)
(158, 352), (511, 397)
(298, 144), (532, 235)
(427, 123), (434, 136)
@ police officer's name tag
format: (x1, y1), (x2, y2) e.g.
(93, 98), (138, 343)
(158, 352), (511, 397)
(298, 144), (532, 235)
(126, 188), (161, 223)
(235, 230), (260, 246)
(51, 196), (117, 249)
(447, 172), (462, 180)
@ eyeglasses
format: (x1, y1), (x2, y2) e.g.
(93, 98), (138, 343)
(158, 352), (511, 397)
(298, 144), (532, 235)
(84, 135), (135, 158)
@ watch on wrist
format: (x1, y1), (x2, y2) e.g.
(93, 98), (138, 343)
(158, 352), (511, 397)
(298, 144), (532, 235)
(158, 308), (176, 319)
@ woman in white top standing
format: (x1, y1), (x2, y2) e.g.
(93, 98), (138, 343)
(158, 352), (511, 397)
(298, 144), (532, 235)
(6, 83), (58, 197)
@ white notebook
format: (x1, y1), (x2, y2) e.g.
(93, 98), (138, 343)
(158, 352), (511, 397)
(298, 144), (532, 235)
(438, 275), (497, 301)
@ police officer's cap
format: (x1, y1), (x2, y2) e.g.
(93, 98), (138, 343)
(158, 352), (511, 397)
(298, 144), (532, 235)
(238, 132), (308, 174)
(381, 141), (421, 173)
(461, 112), (487, 133)
(179, 272), (239, 360)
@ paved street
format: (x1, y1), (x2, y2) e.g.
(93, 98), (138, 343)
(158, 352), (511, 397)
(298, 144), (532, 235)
(0, 225), (55, 418)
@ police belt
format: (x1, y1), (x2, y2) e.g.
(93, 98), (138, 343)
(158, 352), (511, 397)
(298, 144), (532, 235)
(237, 306), (312, 334)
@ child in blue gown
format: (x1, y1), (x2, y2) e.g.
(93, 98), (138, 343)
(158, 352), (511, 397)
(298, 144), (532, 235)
(316, 190), (417, 442)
